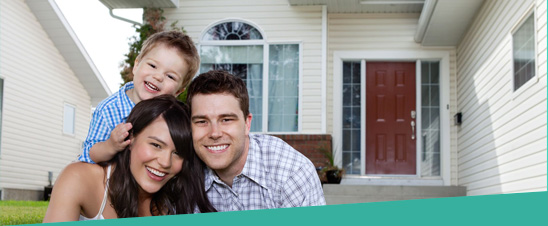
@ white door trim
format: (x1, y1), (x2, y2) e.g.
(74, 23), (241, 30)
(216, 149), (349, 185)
(333, 50), (452, 185)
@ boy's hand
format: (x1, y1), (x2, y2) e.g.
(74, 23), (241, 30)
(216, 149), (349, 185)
(107, 122), (133, 152)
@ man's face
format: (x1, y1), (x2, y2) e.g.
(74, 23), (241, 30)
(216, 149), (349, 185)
(190, 93), (252, 176)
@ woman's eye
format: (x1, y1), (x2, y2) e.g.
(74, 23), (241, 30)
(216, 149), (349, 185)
(150, 143), (161, 148)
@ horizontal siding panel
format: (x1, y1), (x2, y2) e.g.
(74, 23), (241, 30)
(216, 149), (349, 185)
(0, 0), (91, 191)
(463, 161), (546, 193)
(467, 169), (547, 196)
(458, 104), (546, 166)
(459, 137), (546, 182)
(456, 0), (547, 194)
(458, 74), (547, 156)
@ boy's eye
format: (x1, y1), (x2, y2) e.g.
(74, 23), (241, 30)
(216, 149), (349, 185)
(148, 63), (156, 68)
(167, 74), (176, 80)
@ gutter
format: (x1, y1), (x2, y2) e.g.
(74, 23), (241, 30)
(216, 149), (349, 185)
(414, 0), (437, 43)
(108, 8), (142, 26)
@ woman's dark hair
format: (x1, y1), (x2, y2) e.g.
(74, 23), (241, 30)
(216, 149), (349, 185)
(100, 95), (216, 217)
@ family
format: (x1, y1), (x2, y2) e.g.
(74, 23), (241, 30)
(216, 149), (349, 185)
(43, 30), (325, 222)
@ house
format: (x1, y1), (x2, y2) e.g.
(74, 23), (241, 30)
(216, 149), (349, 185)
(96, 0), (548, 203)
(0, 0), (111, 200)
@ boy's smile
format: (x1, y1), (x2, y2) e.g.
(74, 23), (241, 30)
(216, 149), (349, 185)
(128, 43), (188, 104)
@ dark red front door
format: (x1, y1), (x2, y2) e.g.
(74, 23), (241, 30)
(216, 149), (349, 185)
(366, 62), (416, 175)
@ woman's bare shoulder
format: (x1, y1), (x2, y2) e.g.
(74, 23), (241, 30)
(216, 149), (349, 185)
(56, 162), (106, 190)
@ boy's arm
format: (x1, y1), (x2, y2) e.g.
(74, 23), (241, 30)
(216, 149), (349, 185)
(79, 112), (110, 163)
(89, 123), (132, 163)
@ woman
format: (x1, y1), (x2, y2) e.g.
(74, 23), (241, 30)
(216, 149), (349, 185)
(43, 95), (216, 222)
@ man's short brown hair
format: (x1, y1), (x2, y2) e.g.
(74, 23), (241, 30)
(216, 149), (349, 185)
(186, 70), (250, 118)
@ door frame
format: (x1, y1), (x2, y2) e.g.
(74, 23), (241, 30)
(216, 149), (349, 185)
(333, 50), (452, 185)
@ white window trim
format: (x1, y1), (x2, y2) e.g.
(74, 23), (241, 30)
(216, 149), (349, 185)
(198, 19), (303, 133)
(333, 50), (451, 186)
(63, 103), (76, 136)
(511, 5), (538, 98)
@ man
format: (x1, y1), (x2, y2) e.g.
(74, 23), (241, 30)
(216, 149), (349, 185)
(186, 70), (326, 211)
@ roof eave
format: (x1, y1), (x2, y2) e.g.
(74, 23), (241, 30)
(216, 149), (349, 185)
(25, 0), (111, 106)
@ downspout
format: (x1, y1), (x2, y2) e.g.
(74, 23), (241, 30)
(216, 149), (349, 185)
(321, 5), (327, 133)
(108, 8), (142, 26)
(414, 0), (437, 43)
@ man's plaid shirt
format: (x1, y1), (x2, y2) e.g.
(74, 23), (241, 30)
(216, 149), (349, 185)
(205, 134), (326, 211)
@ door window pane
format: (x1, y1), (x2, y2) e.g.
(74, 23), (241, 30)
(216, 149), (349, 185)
(420, 61), (440, 177)
(342, 61), (361, 174)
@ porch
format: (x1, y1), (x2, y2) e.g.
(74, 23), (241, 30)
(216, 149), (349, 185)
(323, 184), (466, 205)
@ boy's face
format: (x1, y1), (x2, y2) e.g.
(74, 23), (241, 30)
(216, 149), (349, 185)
(129, 44), (188, 103)
(190, 93), (252, 177)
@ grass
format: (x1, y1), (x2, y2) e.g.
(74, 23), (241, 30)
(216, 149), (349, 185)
(0, 201), (49, 225)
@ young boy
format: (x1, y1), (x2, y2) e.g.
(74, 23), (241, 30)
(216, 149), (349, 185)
(78, 30), (200, 163)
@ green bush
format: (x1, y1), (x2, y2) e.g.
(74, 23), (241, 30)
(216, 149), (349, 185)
(0, 201), (48, 225)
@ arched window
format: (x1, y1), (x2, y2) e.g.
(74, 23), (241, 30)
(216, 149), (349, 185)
(203, 22), (263, 40)
(200, 21), (300, 133)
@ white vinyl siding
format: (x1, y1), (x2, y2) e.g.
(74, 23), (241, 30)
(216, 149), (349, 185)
(327, 13), (423, 134)
(163, 0), (323, 133)
(456, 0), (547, 196)
(328, 14), (459, 184)
(0, 0), (92, 191)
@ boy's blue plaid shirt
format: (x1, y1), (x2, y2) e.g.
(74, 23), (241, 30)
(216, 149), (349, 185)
(78, 82), (135, 163)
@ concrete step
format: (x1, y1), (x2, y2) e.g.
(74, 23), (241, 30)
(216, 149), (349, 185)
(323, 184), (467, 205)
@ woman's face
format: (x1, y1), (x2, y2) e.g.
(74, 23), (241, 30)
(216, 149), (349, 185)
(129, 116), (183, 195)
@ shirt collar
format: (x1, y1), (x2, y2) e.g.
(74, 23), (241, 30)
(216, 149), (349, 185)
(203, 135), (269, 190)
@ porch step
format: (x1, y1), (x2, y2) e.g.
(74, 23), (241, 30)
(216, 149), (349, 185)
(322, 184), (467, 205)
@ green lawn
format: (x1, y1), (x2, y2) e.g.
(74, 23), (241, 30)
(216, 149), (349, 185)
(0, 201), (48, 225)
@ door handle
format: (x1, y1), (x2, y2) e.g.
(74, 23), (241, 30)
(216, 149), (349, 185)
(411, 121), (415, 140)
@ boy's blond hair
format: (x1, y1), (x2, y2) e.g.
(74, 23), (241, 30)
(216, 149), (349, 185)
(137, 30), (199, 90)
